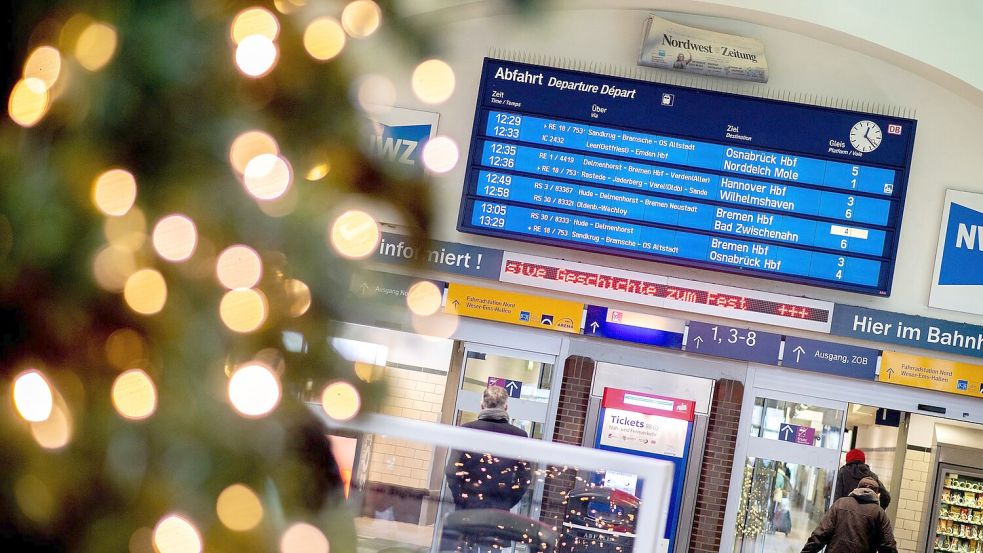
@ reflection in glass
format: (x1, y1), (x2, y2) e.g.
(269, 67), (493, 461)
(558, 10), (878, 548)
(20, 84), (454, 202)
(750, 397), (844, 450)
(335, 428), (648, 553)
(733, 457), (833, 553)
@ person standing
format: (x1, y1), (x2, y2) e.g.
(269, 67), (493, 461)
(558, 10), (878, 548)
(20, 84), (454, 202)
(801, 477), (897, 553)
(444, 385), (531, 511)
(835, 449), (891, 509)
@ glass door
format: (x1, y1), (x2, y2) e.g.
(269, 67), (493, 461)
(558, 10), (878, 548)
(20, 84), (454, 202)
(733, 392), (846, 553)
(930, 465), (983, 553)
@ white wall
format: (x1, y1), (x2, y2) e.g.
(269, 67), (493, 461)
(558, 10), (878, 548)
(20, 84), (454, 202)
(356, 5), (983, 329)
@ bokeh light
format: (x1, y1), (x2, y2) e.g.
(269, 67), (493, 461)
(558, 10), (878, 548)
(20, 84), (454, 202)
(406, 280), (442, 316)
(243, 153), (292, 200)
(13, 369), (53, 422)
(284, 279), (311, 317)
(321, 381), (361, 421)
(231, 7), (279, 44)
(23, 46), (62, 90)
(228, 363), (281, 417)
(281, 522), (330, 553)
(153, 514), (202, 553)
(123, 269), (167, 315)
(92, 244), (137, 291)
(341, 0), (381, 38)
(421, 136), (459, 173)
(235, 35), (278, 78)
(30, 402), (72, 449)
(75, 22), (118, 71)
(216, 245), (262, 289)
(303, 17), (346, 61)
(355, 75), (395, 113)
(8, 78), (50, 127)
(305, 162), (330, 181)
(216, 484), (264, 531)
(412, 59), (455, 104)
(152, 214), (198, 262)
(219, 288), (269, 333)
(105, 328), (147, 370)
(229, 130), (279, 174)
(104, 207), (147, 251)
(92, 169), (137, 216)
(112, 369), (158, 420)
(15, 474), (54, 524)
(129, 527), (154, 553)
(329, 210), (379, 259)
(411, 311), (459, 339)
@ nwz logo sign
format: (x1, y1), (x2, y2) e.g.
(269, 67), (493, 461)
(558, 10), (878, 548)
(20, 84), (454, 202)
(366, 123), (432, 168)
(939, 202), (983, 286)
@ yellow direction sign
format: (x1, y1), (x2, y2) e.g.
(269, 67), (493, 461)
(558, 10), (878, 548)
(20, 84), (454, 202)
(879, 351), (983, 398)
(445, 283), (583, 334)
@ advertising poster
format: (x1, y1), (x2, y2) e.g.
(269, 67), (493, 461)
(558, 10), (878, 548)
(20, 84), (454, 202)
(363, 106), (439, 176)
(930, 190), (983, 315)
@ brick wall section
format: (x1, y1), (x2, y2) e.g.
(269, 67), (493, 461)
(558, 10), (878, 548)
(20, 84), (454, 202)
(368, 365), (447, 488)
(894, 448), (931, 553)
(689, 379), (744, 553)
(541, 356), (596, 529)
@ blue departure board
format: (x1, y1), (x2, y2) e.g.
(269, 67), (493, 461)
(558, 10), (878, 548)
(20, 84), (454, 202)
(457, 59), (917, 295)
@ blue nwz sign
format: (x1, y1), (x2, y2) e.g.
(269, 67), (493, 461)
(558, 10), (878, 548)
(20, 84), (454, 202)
(938, 202), (983, 285)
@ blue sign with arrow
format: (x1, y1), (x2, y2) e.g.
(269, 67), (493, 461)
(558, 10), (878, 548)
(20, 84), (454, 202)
(685, 321), (782, 364)
(583, 305), (684, 349)
(781, 336), (879, 380)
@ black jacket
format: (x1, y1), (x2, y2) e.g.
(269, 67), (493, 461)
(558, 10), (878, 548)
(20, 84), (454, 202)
(445, 411), (530, 510)
(834, 461), (891, 509)
(801, 488), (897, 553)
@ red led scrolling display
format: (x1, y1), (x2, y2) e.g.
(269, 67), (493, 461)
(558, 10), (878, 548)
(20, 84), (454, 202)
(503, 260), (829, 322)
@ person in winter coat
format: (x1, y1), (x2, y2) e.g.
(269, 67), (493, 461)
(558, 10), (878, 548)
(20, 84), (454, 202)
(801, 477), (898, 553)
(834, 449), (891, 509)
(444, 385), (531, 511)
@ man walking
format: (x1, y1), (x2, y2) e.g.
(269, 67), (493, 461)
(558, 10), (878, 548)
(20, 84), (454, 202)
(444, 385), (531, 511)
(835, 448), (891, 509)
(801, 477), (897, 553)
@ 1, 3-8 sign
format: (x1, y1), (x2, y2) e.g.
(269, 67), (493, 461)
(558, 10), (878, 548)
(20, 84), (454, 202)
(685, 321), (783, 364)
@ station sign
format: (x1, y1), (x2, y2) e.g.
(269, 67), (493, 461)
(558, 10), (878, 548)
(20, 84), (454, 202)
(487, 376), (523, 398)
(685, 321), (782, 364)
(781, 336), (879, 380)
(879, 351), (983, 398)
(444, 283), (583, 334)
(584, 305), (684, 349)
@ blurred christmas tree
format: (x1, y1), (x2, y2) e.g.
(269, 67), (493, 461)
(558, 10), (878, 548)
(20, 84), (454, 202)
(0, 1), (455, 551)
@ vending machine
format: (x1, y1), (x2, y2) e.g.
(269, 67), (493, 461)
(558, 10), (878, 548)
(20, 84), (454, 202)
(929, 466), (983, 553)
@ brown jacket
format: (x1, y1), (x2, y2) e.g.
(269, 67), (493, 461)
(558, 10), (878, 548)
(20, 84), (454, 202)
(801, 488), (897, 553)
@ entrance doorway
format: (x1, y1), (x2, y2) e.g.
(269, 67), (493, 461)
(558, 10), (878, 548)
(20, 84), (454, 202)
(733, 392), (846, 553)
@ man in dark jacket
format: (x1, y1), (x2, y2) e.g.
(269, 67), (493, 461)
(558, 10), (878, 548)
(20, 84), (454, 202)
(445, 385), (531, 510)
(834, 449), (891, 509)
(801, 477), (897, 553)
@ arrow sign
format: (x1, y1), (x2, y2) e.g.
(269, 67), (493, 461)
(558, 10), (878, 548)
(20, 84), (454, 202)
(581, 305), (683, 349)
(792, 345), (805, 362)
(886, 367), (895, 379)
(488, 376), (522, 398)
(360, 282), (370, 295)
(780, 424), (794, 440)
(781, 336), (879, 381)
(777, 423), (816, 445)
(685, 321), (782, 364)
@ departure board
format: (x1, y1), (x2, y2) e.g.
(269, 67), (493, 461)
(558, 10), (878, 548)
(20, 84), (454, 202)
(457, 59), (917, 295)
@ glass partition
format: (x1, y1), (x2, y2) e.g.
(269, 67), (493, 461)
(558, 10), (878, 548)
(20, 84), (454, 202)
(749, 397), (844, 450)
(315, 411), (673, 553)
(733, 457), (834, 553)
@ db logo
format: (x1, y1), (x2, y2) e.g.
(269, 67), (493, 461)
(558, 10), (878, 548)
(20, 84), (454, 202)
(887, 124), (902, 135)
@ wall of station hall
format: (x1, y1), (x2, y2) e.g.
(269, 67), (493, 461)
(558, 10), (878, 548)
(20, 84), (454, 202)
(359, 5), (983, 329)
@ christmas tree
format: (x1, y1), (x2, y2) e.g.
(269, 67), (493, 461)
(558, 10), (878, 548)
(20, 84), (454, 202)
(0, 1), (464, 551)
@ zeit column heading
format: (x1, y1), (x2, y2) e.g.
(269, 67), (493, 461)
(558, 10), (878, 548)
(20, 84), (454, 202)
(458, 59), (917, 295)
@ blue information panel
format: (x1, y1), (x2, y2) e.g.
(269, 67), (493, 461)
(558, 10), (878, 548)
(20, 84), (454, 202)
(584, 305), (685, 349)
(458, 59), (917, 295)
(685, 321), (783, 364)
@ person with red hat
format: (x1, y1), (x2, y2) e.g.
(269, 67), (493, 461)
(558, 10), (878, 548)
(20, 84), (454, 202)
(834, 449), (891, 509)
(801, 477), (897, 553)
